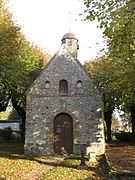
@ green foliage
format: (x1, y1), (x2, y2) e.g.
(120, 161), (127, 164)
(0, 0), (51, 113)
(0, 0), (51, 142)
(84, 0), (135, 63)
(84, 0), (134, 28)
(84, 0), (135, 110)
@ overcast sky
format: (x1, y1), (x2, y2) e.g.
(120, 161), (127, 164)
(8, 0), (104, 64)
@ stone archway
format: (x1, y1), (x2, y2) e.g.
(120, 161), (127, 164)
(54, 113), (73, 154)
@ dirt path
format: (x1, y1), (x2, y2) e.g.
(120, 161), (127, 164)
(16, 156), (64, 180)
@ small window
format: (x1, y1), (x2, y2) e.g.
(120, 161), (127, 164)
(45, 81), (50, 88)
(77, 80), (82, 88)
(59, 80), (68, 96)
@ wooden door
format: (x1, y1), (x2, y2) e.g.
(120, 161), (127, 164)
(54, 113), (73, 154)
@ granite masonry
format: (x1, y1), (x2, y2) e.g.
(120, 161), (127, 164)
(25, 33), (105, 155)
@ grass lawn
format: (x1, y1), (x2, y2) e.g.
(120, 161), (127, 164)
(0, 142), (48, 179)
(0, 142), (109, 179)
(40, 156), (108, 180)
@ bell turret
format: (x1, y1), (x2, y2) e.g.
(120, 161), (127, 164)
(61, 33), (79, 57)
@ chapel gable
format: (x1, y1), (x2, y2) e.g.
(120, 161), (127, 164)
(25, 33), (105, 156)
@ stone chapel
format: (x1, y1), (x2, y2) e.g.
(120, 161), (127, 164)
(25, 33), (105, 155)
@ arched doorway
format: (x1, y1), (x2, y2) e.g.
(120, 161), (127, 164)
(54, 113), (73, 154)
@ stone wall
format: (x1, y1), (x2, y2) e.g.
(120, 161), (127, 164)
(25, 44), (105, 155)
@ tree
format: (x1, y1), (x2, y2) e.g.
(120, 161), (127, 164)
(10, 41), (51, 142)
(0, 0), (21, 112)
(84, 0), (135, 29)
(84, 0), (135, 133)
(0, 0), (51, 141)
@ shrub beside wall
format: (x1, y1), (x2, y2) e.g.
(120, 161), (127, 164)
(0, 127), (12, 140)
(115, 132), (135, 142)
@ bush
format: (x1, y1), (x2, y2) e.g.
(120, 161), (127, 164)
(115, 132), (135, 142)
(3, 127), (12, 140)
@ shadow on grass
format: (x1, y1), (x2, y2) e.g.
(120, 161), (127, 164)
(0, 152), (109, 176)
(0, 142), (109, 180)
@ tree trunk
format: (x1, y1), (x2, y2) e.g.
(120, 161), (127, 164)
(11, 99), (26, 143)
(102, 93), (113, 142)
(130, 106), (135, 134)
(104, 109), (113, 142)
